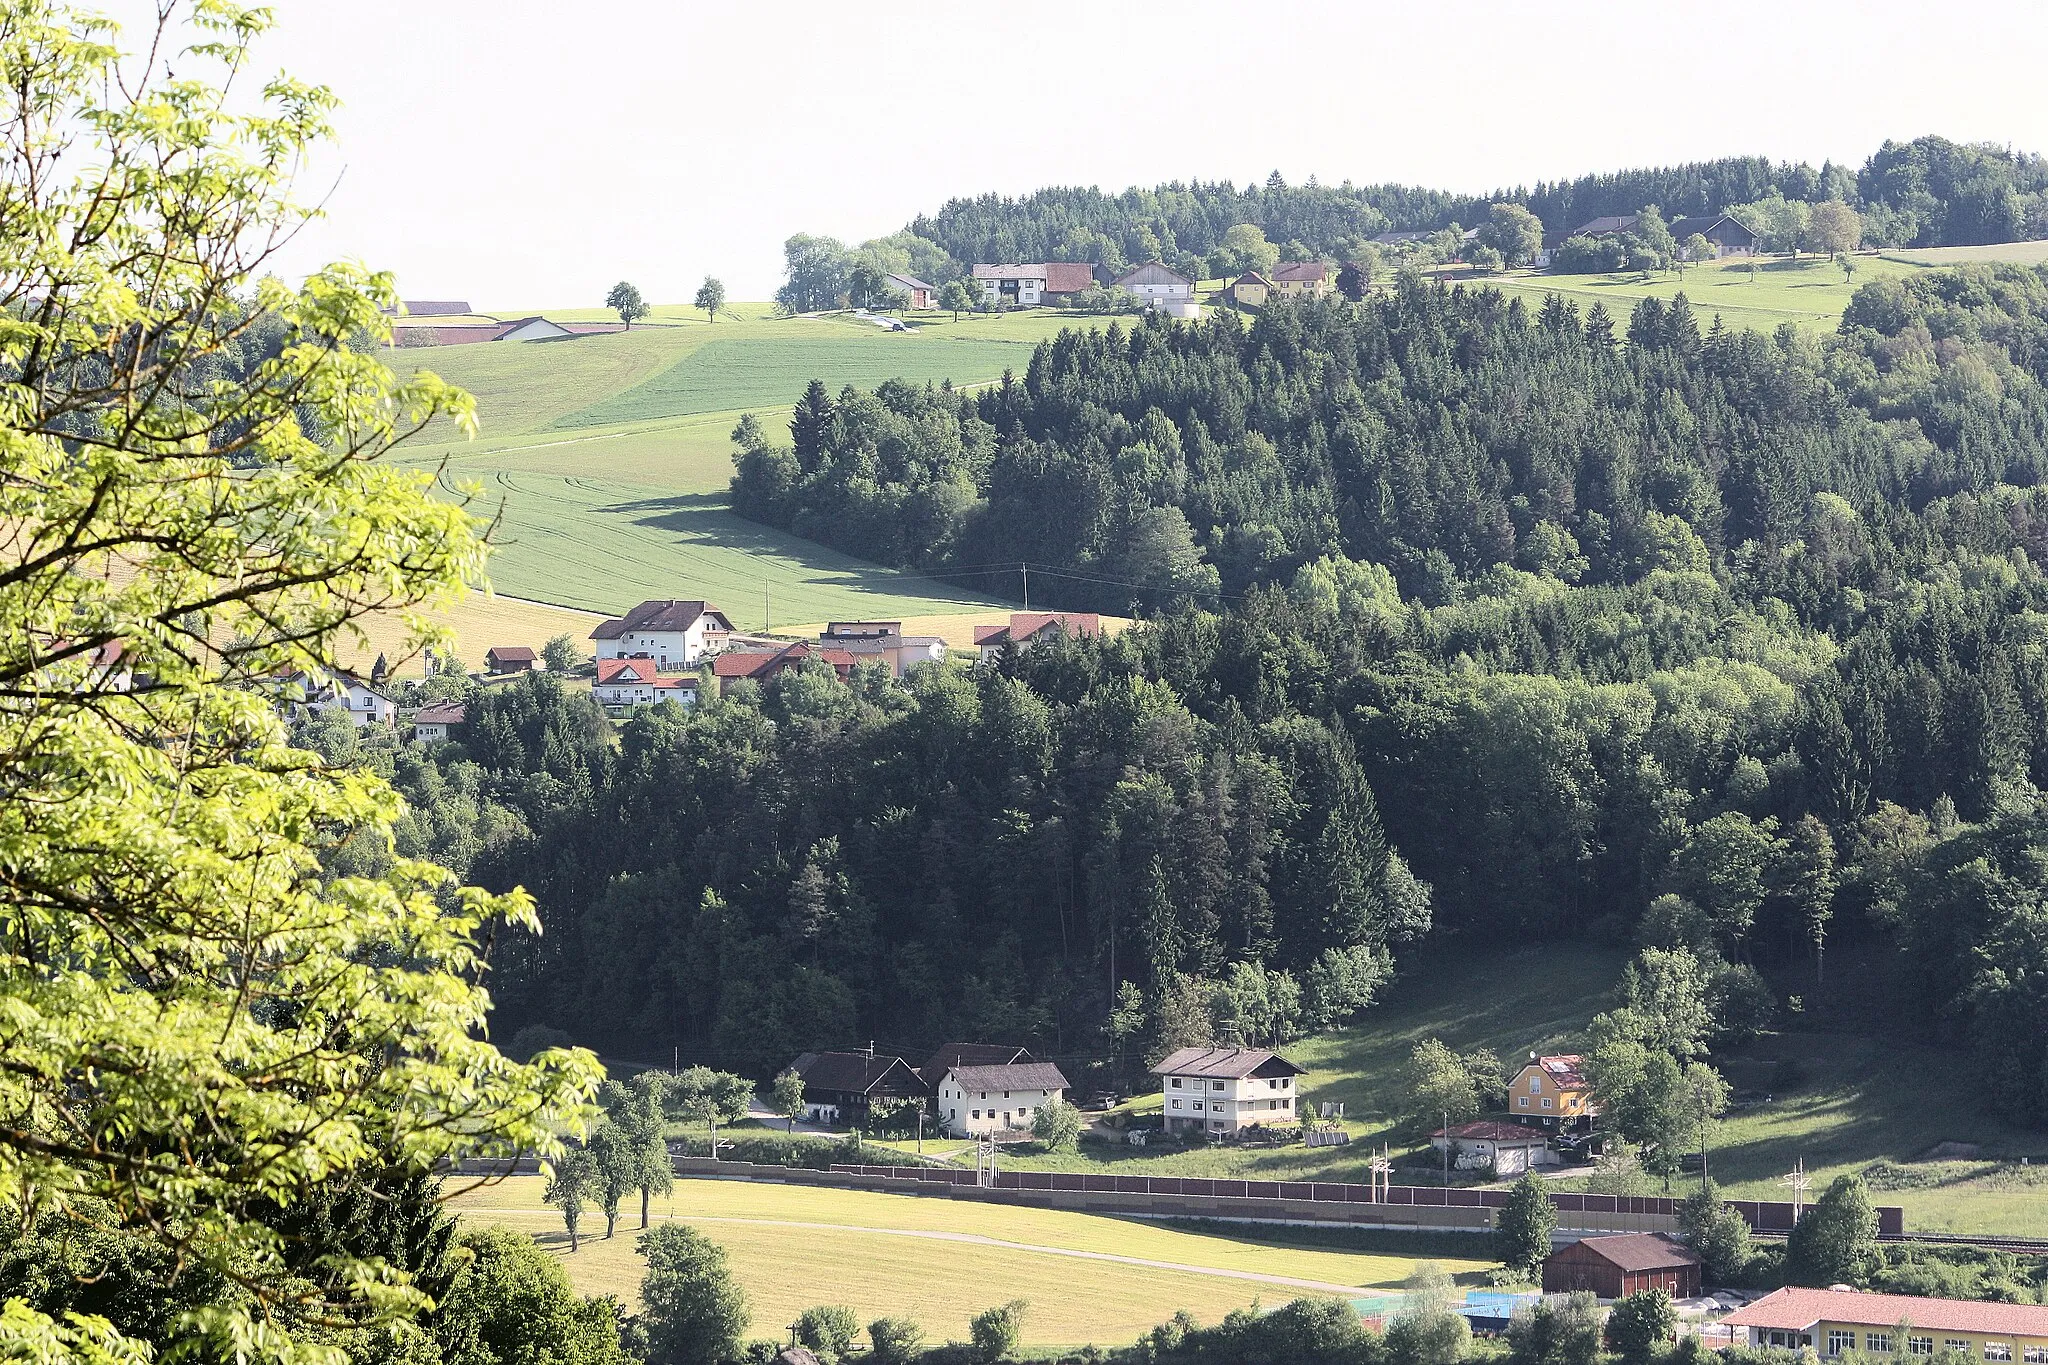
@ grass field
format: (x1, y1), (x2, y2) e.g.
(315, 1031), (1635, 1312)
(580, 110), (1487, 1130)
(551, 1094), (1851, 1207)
(1467, 254), (1910, 334)
(335, 592), (602, 677)
(451, 1176), (1490, 1347)
(381, 303), (1101, 630)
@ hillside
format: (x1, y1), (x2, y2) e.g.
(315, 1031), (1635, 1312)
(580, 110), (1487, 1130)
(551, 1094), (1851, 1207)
(386, 304), (1097, 626)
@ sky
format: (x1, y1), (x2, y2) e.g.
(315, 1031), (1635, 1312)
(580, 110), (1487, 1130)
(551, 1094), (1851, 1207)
(194, 0), (2048, 308)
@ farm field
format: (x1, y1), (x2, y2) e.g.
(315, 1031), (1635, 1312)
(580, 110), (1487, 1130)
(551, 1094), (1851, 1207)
(381, 303), (1107, 628)
(335, 591), (602, 678)
(449, 1176), (1489, 1348)
(1466, 254), (1912, 334)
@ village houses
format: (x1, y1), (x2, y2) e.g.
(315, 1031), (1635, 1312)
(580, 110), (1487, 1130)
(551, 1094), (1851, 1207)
(970, 262), (1094, 308)
(934, 1059), (1070, 1139)
(885, 272), (936, 309)
(1509, 1052), (1598, 1129)
(483, 645), (537, 674)
(818, 620), (949, 676)
(1152, 1046), (1304, 1136)
(411, 701), (466, 743)
(973, 611), (1102, 661)
(1722, 1287), (2048, 1360)
(593, 655), (698, 709)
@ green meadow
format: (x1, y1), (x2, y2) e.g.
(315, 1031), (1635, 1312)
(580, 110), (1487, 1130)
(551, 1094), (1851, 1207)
(389, 303), (1087, 626)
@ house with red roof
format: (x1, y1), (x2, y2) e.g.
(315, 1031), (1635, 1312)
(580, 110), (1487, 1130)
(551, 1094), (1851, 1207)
(1271, 260), (1331, 298)
(971, 262), (1095, 308)
(710, 641), (858, 694)
(1429, 1119), (1557, 1175)
(1542, 1233), (1699, 1299)
(973, 612), (1101, 661)
(411, 701), (467, 743)
(593, 656), (698, 709)
(1721, 1286), (2048, 1357)
(818, 621), (948, 676)
(484, 645), (537, 674)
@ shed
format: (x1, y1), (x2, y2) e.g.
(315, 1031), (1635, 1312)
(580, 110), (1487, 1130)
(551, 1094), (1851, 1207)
(1541, 1233), (1699, 1300)
(484, 645), (537, 673)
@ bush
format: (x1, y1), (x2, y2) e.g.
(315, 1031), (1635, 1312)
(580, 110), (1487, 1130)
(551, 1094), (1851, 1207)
(1605, 1289), (1676, 1363)
(636, 1224), (748, 1365)
(969, 1300), (1027, 1363)
(868, 1317), (925, 1365)
(795, 1305), (859, 1358)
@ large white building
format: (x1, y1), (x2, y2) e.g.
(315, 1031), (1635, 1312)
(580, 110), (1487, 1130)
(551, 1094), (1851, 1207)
(1112, 262), (1199, 318)
(934, 1061), (1070, 1138)
(589, 599), (735, 669)
(593, 656), (698, 709)
(1152, 1046), (1305, 1136)
(970, 262), (1095, 308)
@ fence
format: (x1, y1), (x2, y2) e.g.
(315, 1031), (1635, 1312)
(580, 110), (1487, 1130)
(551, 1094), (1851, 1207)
(825, 1164), (1904, 1236)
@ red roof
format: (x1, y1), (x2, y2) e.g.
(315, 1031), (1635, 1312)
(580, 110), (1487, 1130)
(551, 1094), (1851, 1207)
(1531, 1054), (1591, 1089)
(712, 642), (856, 680)
(1724, 1287), (2048, 1338)
(1043, 263), (1095, 293)
(414, 702), (467, 725)
(1432, 1121), (1551, 1143)
(486, 645), (537, 662)
(1552, 1234), (1697, 1274)
(1271, 261), (1328, 283)
(596, 657), (658, 684)
(975, 612), (1102, 647)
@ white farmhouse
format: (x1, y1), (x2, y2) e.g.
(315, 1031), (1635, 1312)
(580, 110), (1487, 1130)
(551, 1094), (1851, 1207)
(411, 701), (466, 743)
(281, 669), (396, 727)
(593, 656), (698, 709)
(1112, 262), (1199, 318)
(589, 599), (736, 669)
(1152, 1046), (1304, 1136)
(970, 262), (1095, 308)
(934, 1061), (1070, 1138)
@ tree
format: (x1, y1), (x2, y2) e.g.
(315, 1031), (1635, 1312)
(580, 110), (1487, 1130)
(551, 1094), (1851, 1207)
(694, 276), (726, 322)
(1032, 1097), (1082, 1151)
(1634, 206), (1678, 269)
(1407, 1038), (1480, 1129)
(1481, 202), (1546, 267)
(796, 1305), (861, 1357)
(969, 1300), (1028, 1364)
(545, 1146), (599, 1251)
(670, 1066), (755, 1156)
(1509, 1293), (1601, 1365)
(543, 632), (584, 672)
(1681, 233), (1716, 266)
(1605, 1288), (1677, 1363)
(938, 279), (975, 320)
(1466, 245), (1505, 276)
(771, 1069), (808, 1133)
(1611, 947), (1717, 1058)
(638, 1223), (749, 1365)
(1584, 1039), (1697, 1173)
(600, 1075), (675, 1228)
(1677, 1181), (1755, 1285)
(776, 233), (852, 314)
(1387, 1261), (1472, 1365)
(1787, 1174), (1879, 1287)
(1498, 1173), (1557, 1276)
(587, 1121), (636, 1239)
(0, 7), (601, 1360)
(607, 280), (650, 328)
(1808, 200), (1863, 259)
(435, 1228), (637, 1365)
(868, 1317), (925, 1365)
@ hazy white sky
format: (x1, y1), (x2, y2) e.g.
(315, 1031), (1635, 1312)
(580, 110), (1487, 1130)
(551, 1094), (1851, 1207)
(218, 0), (2048, 308)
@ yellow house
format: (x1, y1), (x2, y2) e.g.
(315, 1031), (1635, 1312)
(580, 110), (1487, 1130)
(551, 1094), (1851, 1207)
(1724, 1287), (2048, 1362)
(1227, 271), (1271, 307)
(1270, 260), (1331, 297)
(1508, 1053), (1596, 1127)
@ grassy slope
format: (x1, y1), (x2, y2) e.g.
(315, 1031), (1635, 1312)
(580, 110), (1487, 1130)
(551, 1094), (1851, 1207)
(386, 305), (1090, 627)
(1466, 254), (1910, 334)
(451, 1176), (1490, 1346)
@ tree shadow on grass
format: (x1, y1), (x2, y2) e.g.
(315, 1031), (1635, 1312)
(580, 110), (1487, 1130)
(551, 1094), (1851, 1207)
(589, 491), (1002, 608)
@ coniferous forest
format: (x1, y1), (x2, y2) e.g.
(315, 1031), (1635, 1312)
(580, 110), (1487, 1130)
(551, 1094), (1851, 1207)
(362, 262), (2048, 1125)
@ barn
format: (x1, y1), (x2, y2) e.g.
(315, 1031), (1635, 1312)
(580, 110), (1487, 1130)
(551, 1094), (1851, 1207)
(1541, 1233), (1700, 1300)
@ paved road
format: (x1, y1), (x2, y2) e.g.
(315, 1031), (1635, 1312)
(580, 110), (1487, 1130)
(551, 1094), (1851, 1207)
(480, 1207), (1374, 1296)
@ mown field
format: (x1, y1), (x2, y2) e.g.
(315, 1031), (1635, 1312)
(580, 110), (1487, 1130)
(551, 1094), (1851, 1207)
(449, 1176), (1488, 1348)
(1467, 254), (1910, 334)
(384, 304), (1093, 629)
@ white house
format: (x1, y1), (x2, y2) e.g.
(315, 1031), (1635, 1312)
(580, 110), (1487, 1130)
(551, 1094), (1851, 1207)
(589, 600), (735, 669)
(411, 701), (466, 743)
(970, 262), (1094, 308)
(494, 315), (575, 341)
(934, 1061), (1070, 1138)
(1112, 262), (1198, 318)
(885, 273), (936, 310)
(1429, 1119), (1558, 1175)
(1152, 1046), (1305, 1135)
(281, 669), (395, 727)
(593, 656), (698, 709)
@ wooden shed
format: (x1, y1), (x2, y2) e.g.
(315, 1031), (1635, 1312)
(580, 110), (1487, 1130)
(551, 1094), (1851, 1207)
(1541, 1233), (1699, 1300)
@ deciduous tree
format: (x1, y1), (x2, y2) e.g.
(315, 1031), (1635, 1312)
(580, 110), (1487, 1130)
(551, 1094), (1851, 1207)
(1498, 1173), (1557, 1276)
(694, 275), (726, 322)
(638, 1224), (749, 1365)
(607, 280), (650, 328)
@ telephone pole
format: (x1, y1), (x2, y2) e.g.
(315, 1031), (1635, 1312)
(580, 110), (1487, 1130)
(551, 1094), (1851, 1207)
(1021, 561), (1029, 610)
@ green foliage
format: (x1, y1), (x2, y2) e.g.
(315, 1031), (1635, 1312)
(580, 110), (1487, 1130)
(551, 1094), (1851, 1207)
(1787, 1174), (1880, 1287)
(1605, 1289), (1677, 1362)
(1497, 1175), (1557, 1276)
(543, 634), (584, 672)
(793, 1306), (859, 1358)
(866, 1317), (924, 1365)
(636, 1224), (749, 1365)
(1387, 1262), (1471, 1365)
(608, 281), (651, 328)
(0, 6), (601, 1361)
(1678, 1181), (1756, 1285)
(1508, 1293), (1602, 1365)
(694, 277), (727, 322)
(968, 1300), (1028, 1364)
(1031, 1097), (1082, 1152)
(545, 1147), (599, 1251)
(770, 1070), (808, 1131)
(434, 1228), (637, 1365)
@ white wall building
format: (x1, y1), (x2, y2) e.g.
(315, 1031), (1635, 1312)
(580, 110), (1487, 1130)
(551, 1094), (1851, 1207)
(593, 656), (698, 708)
(285, 670), (395, 727)
(1152, 1046), (1305, 1135)
(412, 701), (466, 743)
(935, 1061), (1071, 1138)
(1112, 262), (1198, 317)
(589, 600), (735, 669)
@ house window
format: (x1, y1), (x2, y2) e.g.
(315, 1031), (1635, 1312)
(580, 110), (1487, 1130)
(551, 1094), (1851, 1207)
(1212, 1081), (1225, 1091)
(1947, 1343), (1972, 1356)
(1529, 1075), (1542, 1093)
(1003, 1091), (1011, 1099)
(1828, 1332), (1856, 1356)
(1542, 1098), (1554, 1109)
(1518, 1097), (1530, 1108)
(1281, 1078), (1290, 1088)
(1985, 1347), (2013, 1363)
(1909, 1340), (1934, 1357)
(2019, 1350), (2044, 1365)
(1869, 1334), (1893, 1353)
(1192, 1101), (1203, 1112)
(1171, 1099), (1181, 1109)
(971, 1110), (981, 1119)
(1171, 1078), (1182, 1088)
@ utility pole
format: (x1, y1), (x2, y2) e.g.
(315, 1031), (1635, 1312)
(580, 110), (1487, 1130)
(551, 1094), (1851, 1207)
(1781, 1157), (1810, 1220)
(1021, 561), (1029, 610)
(1699, 1087), (1710, 1192)
(763, 578), (770, 632)
(1443, 1109), (1450, 1187)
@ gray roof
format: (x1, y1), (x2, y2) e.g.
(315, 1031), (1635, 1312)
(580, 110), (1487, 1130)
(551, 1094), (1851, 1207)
(945, 1062), (1070, 1092)
(590, 600), (733, 640)
(1151, 1046), (1305, 1079)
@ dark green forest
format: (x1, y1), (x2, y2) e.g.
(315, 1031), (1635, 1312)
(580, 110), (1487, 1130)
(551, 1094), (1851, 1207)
(333, 260), (2048, 1128)
(889, 136), (2048, 273)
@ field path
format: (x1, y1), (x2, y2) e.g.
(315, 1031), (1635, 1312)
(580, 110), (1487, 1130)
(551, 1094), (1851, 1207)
(480, 1207), (1373, 1295)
